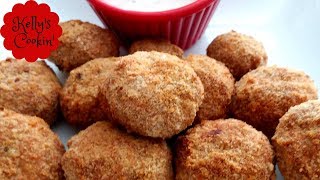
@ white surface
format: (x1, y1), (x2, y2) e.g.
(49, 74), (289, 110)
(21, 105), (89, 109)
(1, 0), (320, 179)
(105, 0), (196, 12)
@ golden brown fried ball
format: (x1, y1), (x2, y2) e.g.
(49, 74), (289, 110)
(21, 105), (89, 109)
(0, 109), (65, 180)
(185, 54), (235, 121)
(175, 119), (274, 180)
(129, 39), (184, 58)
(0, 59), (61, 125)
(272, 100), (320, 179)
(207, 30), (268, 79)
(230, 66), (318, 138)
(62, 121), (173, 180)
(100, 51), (204, 138)
(50, 20), (119, 71)
(60, 57), (118, 127)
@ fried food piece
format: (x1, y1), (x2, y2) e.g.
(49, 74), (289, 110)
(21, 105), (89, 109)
(175, 119), (274, 180)
(129, 39), (184, 58)
(272, 100), (320, 179)
(60, 57), (118, 127)
(100, 51), (204, 138)
(207, 30), (267, 79)
(185, 54), (234, 121)
(50, 20), (119, 71)
(0, 58), (61, 125)
(62, 121), (173, 180)
(0, 109), (65, 180)
(230, 66), (318, 138)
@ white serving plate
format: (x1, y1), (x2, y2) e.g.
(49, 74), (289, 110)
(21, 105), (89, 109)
(1, 1), (320, 179)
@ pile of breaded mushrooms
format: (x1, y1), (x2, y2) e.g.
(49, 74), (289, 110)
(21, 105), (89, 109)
(0, 20), (319, 180)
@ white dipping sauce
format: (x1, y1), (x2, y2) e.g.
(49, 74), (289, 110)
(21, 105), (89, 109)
(106, 0), (197, 12)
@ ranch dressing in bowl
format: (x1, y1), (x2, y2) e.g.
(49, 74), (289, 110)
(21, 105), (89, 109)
(105, 0), (197, 12)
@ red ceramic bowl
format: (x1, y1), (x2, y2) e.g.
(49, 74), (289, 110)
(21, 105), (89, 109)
(87, 0), (220, 49)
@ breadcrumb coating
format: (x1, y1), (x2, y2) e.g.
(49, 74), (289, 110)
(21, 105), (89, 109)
(50, 20), (119, 71)
(207, 30), (267, 79)
(272, 100), (320, 179)
(60, 57), (119, 127)
(62, 121), (173, 180)
(0, 109), (65, 180)
(0, 58), (61, 125)
(185, 54), (235, 121)
(230, 66), (318, 138)
(129, 39), (184, 58)
(100, 51), (204, 138)
(175, 119), (274, 180)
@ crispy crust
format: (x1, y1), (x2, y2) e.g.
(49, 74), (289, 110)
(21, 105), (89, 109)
(60, 57), (119, 127)
(230, 66), (318, 138)
(129, 39), (184, 58)
(62, 121), (173, 180)
(0, 59), (61, 125)
(272, 100), (320, 179)
(207, 30), (268, 79)
(50, 20), (119, 71)
(175, 119), (274, 180)
(185, 54), (235, 121)
(99, 51), (204, 138)
(100, 51), (204, 138)
(0, 109), (65, 180)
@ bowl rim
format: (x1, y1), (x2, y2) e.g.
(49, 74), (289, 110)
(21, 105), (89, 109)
(87, 0), (216, 21)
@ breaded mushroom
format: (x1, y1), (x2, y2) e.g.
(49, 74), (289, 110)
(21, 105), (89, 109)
(129, 39), (184, 58)
(60, 57), (118, 127)
(50, 20), (119, 71)
(272, 100), (320, 179)
(207, 30), (267, 79)
(100, 51), (204, 138)
(185, 54), (235, 121)
(0, 59), (61, 125)
(230, 66), (318, 138)
(0, 109), (65, 180)
(62, 121), (173, 180)
(175, 119), (274, 180)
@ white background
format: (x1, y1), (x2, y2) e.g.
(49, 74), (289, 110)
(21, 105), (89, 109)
(1, 0), (319, 90)
(1, 1), (320, 179)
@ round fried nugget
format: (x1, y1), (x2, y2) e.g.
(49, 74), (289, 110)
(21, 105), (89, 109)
(49, 20), (119, 71)
(62, 121), (173, 180)
(272, 100), (320, 179)
(100, 51), (204, 138)
(207, 30), (268, 79)
(185, 54), (235, 121)
(60, 57), (118, 127)
(129, 39), (184, 58)
(0, 58), (61, 125)
(0, 109), (65, 180)
(230, 66), (318, 138)
(175, 119), (274, 180)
